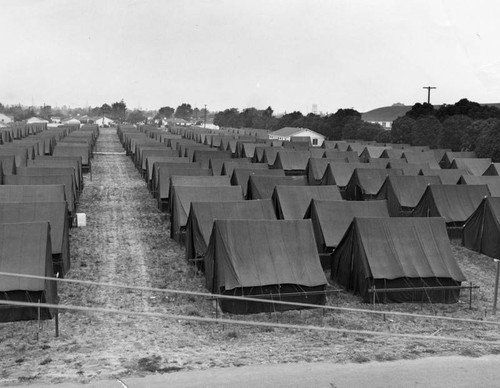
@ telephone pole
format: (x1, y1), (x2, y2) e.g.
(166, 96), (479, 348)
(423, 86), (436, 104)
(204, 104), (207, 129)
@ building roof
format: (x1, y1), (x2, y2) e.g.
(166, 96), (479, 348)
(269, 127), (324, 138)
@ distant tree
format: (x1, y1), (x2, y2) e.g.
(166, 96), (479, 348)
(127, 109), (146, 124)
(391, 116), (415, 144)
(375, 129), (392, 144)
(110, 100), (127, 122)
(341, 117), (362, 139)
(214, 108), (240, 128)
(272, 111), (304, 130)
(100, 103), (112, 116)
(356, 121), (384, 141)
(158, 106), (174, 119)
(321, 108), (361, 140)
(437, 115), (472, 151)
(263, 106), (274, 118)
(0, 102), (5, 113)
(175, 103), (193, 120)
(411, 116), (442, 148)
(475, 118), (500, 161)
(405, 102), (435, 120)
(40, 105), (52, 120)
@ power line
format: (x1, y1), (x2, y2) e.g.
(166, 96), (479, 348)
(1, 272), (498, 327)
(0, 299), (498, 345)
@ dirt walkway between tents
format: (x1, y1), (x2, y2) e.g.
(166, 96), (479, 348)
(1, 128), (500, 386)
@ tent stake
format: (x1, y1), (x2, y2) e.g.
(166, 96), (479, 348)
(493, 260), (500, 315)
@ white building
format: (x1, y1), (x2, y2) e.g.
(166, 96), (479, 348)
(95, 116), (115, 127)
(27, 116), (49, 124)
(0, 113), (13, 124)
(268, 127), (325, 146)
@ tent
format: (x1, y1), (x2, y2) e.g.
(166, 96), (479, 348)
(463, 197), (500, 259)
(219, 159), (254, 176)
(320, 163), (376, 190)
(0, 154), (16, 175)
(231, 168), (284, 197)
(185, 199), (276, 263)
(170, 186), (243, 242)
(345, 168), (403, 200)
(304, 199), (389, 259)
(3, 174), (76, 217)
(331, 217), (466, 303)
(16, 166), (80, 196)
(28, 158), (82, 194)
(376, 175), (442, 216)
(272, 185), (342, 220)
(204, 219), (327, 313)
(247, 175), (308, 199)
(359, 146), (390, 163)
(387, 161), (430, 176)
(420, 169), (467, 184)
(272, 150), (311, 175)
(307, 158), (346, 185)
(192, 150), (232, 169)
(483, 163), (500, 176)
(0, 184), (66, 204)
(0, 202), (70, 276)
(440, 151), (477, 169)
(146, 157), (189, 187)
(322, 150), (359, 162)
(450, 158), (491, 176)
(458, 175), (500, 197)
(0, 222), (58, 322)
(403, 151), (441, 169)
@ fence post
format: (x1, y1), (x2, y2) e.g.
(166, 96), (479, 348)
(493, 260), (500, 315)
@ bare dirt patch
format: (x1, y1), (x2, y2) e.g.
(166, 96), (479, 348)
(1, 128), (500, 386)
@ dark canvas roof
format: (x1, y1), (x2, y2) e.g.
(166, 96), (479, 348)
(320, 163), (373, 187)
(209, 157), (237, 176)
(459, 175), (500, 197)
(387, 161), (430, 176)
(483, 163), (500, 176)
(421, 169), (467, 184)
(53, 144), (90, 165)
(0, 221), (57, 321)
(441, 151), (477, 168)
(322, 150), (359, 162)
(185, 199), (276, 262)
(170, 186), (243, 241)
(220, 159), (253, 176)
(403, 151), (441, 169)
(141, 149), (180, 170)
(0, 184), (66, 204)
(463, 197), (500, 259)
(345, 168), (403, 199)
(4, 174), (76, 214)
(231, 168), (285, 197)
(146, 157), (190, 182)
(450, 158), (491, 176)
(0, 202), (70, 275)
(331, 217), (466, 301)
(413, 184), (490, 223)
(272, 150), (311, 172)
(305, 199), (389, 251)
(376, 175), (442, 216)
(272, 185), (342, 219)
(192, 150), (232, 169)
(16, 166), (80, 193)
(0, 154), (16, 175)
(156, 165), (211, 199)
(204, 219), (327, 292)
(359, 146), (389, 162)
(247, 175), (308, 199)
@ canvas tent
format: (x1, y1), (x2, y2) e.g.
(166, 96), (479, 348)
(420, 169), (467, 184)
(458, 175), (500, 197)
(376, 175), (442, 216)
(305, 200), (389, 265)
(185, 199), (276, 263)
(0, 222), (58, 322)
(204, 219), (327, 314)
(231, 168), (284, 197)
(345, 168), (403, 200)
(331, 217), (466, 303)
(0, 202), (70, 276)
(450, 158), (491, 176)
(272, 150), (311, 175)
(463, 197), (500, 259)
(170, 185), (243, 242)
(272, 185), (342, 220)
(247, 175), (308, 199)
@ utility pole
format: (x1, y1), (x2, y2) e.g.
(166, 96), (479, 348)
(204, 104), (207, 129)
(422, 86), (436, 104)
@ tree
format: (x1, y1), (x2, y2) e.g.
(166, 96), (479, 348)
(437, 115), (472, 151)
(127, 109), (146, 124)
(391, 116), (415, 144)
(411, 116), (442, 148)
(405, 102), (435, 120)
(341, 117), (362, 139)
(475, 118), (500, 161)
(356, 121), (384, 141)
(321, 108), (361, 140)
(158, 106), (174, 119)
(110, 100), (127, 122)
(175, 103), (193, 120)
(40, 105), (52, 120)
(100, 103), (112, 117)
(375, 129), (392, 144)
(213, 108), (240, 128)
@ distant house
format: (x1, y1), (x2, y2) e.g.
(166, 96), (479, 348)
(95, 116), (115, 127)
(268, 127), (325, 146)
(361, 105), (412, 130)
(63, 118), (81, 125)
(51, 116), (62, 124)
(27, 116), (49, 124)
(0, 113), (13, 124)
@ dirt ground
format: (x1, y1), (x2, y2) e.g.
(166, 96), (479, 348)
(1, 128), (500, 386)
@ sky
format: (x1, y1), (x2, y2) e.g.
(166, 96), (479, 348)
(1, 0), (500, 114)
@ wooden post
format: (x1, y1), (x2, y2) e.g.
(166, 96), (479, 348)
(37, 299), (41, 341)
(493, 260), (500, 314)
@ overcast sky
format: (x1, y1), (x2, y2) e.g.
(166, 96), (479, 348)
(1, 0), (500, 114)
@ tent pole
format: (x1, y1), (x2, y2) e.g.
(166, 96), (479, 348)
(493, 259), (500, 315)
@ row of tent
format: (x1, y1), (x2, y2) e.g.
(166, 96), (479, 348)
(118, 124), (492, 313)
(0, 122), (97, 322)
